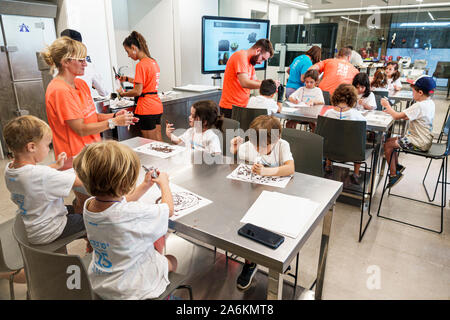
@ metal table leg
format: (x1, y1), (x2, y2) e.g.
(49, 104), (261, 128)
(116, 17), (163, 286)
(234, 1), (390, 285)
(267, 269), (283, 300)
(315, 204), (334, 300)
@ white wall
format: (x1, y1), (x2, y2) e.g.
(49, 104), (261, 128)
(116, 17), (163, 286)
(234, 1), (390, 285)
(111, 0), (133, 78)
(56, 0), (114, 94)
(126, 0), (175, 92)
(175, 0), (218, 86)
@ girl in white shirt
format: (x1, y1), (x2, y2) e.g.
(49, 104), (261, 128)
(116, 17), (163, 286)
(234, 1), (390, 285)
(324, 84), (366, 184)
(166, 100), (223, 155)
(385, 61), (402, 92)
(74, 140), (176, 300)
(352, 73), (377, 111)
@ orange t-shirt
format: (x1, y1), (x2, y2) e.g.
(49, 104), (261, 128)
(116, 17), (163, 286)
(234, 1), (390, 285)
(133, 57), (163, 115)
(219, 50), (256, 109)
(45, 78), (101, 158)
(315, 58), (359, 94)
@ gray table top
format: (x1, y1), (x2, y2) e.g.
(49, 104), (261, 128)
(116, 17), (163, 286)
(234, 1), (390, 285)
(160, 89), (221, 104)
(276, 104), (394, 132)
(388, 90), (413, 101)
(122, 137), (343, 272)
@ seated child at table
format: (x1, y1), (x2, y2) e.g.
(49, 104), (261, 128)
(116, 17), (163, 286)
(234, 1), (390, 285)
(166, 100), (223, 155)
(247, 79), (282, 115)
(230, 115), (294, 290)
(286, 69), (324, 130)
(353, 73), (377, 111)
(73, 140), (176, 300)
(380, 75), (436, 188)
(385, 61), (402, 92)
(371, 69), (389, 93)
(323, 84), (366, 185)
(3, 115), (85, 245)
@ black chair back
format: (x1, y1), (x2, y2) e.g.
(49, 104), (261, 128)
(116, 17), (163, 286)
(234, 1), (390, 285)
(322, 91), (331, 105)
(315, 115), (367, 162)
(282, 128), (324, 177)
(231, 105), (267, 132)
(374, 93), (385, 111)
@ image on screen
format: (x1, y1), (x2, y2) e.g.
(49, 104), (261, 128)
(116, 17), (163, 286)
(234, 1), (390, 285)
(202, 16), (270, 74)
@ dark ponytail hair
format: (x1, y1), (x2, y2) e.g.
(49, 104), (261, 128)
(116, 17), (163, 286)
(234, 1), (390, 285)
(123, 31), (155, 60)
(352, 73), (371, 98)
(192, 100), (223, 132)
(386, 61), (400, 82)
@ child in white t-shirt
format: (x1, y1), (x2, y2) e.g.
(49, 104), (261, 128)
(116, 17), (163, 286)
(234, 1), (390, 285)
(385, 61), (402, 93)
(287, 69), (324, 130)
(166, 100), (222, 154)
(73, 140), (176, 300)
(381, 75), (436, 188)
(247, 79), (282, 115)
(323, 84), (366, 184)
(3, 115), (84, 245)
(230, 115), (294, 291)
(352, 73), (377, 111)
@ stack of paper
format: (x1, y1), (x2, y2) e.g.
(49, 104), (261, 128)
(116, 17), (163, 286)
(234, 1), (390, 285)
(240, 190), (320, 239)
(173, 84), (219, 92)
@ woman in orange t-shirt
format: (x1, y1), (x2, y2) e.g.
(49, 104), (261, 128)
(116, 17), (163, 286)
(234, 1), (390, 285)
(117, 31), (164, 141)
(42, 36), (136, 159)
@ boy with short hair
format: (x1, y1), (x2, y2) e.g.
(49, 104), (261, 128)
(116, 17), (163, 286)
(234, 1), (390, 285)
(3, 115), (84, 244)
(246, 79), (282, 115)
(381, 75), (437, 188)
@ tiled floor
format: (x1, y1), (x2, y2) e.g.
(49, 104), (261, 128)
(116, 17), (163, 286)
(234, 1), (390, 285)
(1, 91), (449, 300)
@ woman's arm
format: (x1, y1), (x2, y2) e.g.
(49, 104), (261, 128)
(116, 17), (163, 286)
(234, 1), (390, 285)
(118, 83), (143, 98)
(66, 112), (135, 137)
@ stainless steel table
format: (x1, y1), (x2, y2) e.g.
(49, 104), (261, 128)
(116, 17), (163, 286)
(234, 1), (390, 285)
(123, 137), (343, 300)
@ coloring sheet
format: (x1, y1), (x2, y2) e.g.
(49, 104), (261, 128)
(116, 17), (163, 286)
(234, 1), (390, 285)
(227, 164), (292, 188)
(134, 141), (186, 159)
(285, 101), (307, 108)
(139, 183), (212, 221)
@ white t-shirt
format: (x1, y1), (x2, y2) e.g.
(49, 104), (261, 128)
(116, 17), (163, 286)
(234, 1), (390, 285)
(247, 96), (279, 115)
(323, 108), (367, 121)
(404, 98), (435, 150)
(4, 164), (76, 244)
(79, 61), (109, 98)
(350, 50), (364, 66)
(387, 78), (402, 92)
(290, 87), (324, 105)
(238, 139), (294, 167)
(356, 92), (377, 111)
(178, 127), (222, 154)
(83, 198), (170, 300)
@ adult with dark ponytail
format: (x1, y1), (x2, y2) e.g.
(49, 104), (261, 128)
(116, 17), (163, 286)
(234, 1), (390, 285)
(117, 31), (164, 141)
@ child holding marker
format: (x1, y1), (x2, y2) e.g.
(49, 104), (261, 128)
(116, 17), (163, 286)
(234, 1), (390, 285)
(353, 73), (377, 111)
(3, 115), (85, 245)
(230, 115), (294, 290)
(166, 100), (223, 155)
(74, 140), (176, 299)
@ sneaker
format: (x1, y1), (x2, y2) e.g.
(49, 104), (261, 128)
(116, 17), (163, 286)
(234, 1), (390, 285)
(387, 173), (403, 188)
(350, 173), (361, 185)
(236, 262), (257, 290)
(396, 164), (406, 174)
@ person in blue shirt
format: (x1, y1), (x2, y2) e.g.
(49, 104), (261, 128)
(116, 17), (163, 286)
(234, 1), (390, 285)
(285, 46), (321, 99)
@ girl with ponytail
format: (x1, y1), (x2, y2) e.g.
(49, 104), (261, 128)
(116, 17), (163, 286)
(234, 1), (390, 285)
(117, 31), (164, 141)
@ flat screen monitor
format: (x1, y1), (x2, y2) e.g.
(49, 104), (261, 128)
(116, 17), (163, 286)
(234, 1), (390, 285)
(202, 16), (270, 74)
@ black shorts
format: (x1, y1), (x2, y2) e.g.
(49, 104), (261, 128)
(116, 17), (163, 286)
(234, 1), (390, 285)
(135, 113), (162, 131)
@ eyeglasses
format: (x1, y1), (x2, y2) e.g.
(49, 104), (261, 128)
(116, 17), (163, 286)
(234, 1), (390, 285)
(68, 57), (87, 63)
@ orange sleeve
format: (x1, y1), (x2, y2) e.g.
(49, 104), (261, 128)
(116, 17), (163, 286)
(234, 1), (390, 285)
(234, 53), (249, 74)
(314, 59), (326, 73)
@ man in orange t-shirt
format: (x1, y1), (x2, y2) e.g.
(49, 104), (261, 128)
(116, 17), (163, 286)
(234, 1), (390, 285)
(309, 47), (359, 96)
(219, 39), (275, 118)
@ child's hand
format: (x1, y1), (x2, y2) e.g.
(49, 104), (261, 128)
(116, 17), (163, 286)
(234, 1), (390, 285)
(231, 136), (244, 147)
(55, 152), (67, 169)
(252, 163), (265, 175)
(153, 171), (170, 188)
(290, 98), (300, 104)
(143, 170), (156, 188)
(166, 122), (175, 138)
(306, 100), (314, 106)
(381, 98), (391, 111)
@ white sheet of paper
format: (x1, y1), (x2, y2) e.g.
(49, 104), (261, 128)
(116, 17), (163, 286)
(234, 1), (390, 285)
(134, 142), (186, 159)
(227, 164), (292, 188)
(241, 190), (320, 239)
(285, 101), (308, 108)
(173, 84), (219, 92)
(139, 183), (212, 221)
(281, 106), (300, 113)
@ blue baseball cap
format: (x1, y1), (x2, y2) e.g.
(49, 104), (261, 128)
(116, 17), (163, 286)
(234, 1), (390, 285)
(410, 75), (436, 94)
